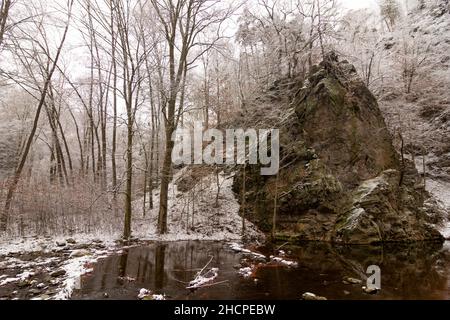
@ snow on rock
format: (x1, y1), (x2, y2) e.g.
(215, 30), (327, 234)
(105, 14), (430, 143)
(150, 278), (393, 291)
(53, 254), (100, 300)
(138, 288), (165, 300)
(0, 277), (19, 287)
(269, 256), (298, 267)
(229, 243), (267, 261)
(441, 224), (450, 240)
(238, 267), (253, 278)
(55, 241), (66, 247)
(69, 249), (90, 258)
(0, 234), (117, 256)
(16, 270), (35, 280)
(138, 288), (151, 299)
(302, 292), (327, 300)
(53, 245), (122, 300)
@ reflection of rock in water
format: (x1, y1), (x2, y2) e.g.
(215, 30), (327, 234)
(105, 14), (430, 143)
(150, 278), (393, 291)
(372, 243), (449, 299)
(274, 242), (449, 299)
(73, 241), (450, 300)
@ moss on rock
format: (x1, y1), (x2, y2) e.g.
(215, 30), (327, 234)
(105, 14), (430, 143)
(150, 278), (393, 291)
(233, 53), (444, 244)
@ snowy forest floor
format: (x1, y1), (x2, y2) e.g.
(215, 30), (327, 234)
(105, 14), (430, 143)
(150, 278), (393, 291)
(428, 179), (450, 239)
(0, 169), (264, 255)
(0, 157), (449, 300)
(380, 97), (450, 239)
(130, 168), (263, 242)
(0, 169), (264, 300)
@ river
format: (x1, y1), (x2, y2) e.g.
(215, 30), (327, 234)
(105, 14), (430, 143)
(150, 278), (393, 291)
(72, 240), (450, 300)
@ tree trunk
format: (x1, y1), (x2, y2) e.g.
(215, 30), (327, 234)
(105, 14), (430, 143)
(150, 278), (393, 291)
(241, 164), (246, 237)
(123, 117), (133, 239)
(272, 173), (279, 240)
(1, 1), (73, 231)
(157, 130), (174, 234)
(110, 0), (118, 217)
(0, 0), (11, 47)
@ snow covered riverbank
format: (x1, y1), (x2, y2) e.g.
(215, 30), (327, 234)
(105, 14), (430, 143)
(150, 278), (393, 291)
(1, 165), (448, 300)
(0, 238), (119, 300)
(0, 169), (263, 253)
(0, 169), (264, 300)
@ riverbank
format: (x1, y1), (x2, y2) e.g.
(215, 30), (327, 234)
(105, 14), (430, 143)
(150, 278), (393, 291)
(0, 171), (448, 300)
(0, 170), (264, 300)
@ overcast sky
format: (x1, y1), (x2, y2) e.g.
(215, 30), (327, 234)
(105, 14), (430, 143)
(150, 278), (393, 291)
(341, 0), (419, 11)
(340, 0), (378, 9)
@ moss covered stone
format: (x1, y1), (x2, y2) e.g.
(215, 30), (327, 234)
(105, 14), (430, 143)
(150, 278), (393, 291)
(233, 53), (444, 244)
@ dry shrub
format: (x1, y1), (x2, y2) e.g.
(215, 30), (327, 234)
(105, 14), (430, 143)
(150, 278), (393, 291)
(0, 176), (121, 238)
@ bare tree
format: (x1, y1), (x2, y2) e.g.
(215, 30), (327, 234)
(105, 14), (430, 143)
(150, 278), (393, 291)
(150, 0), (232, 234)
(379, 0), (401, 32)
(114, 0), (147, 239)
(0, 0), (12, 47)
(1, 0), (74, 232)
(398, 34), (429, 94)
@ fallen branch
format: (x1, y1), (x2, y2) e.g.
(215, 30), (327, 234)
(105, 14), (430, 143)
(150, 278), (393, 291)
(198, 256), (214, 276)
(276, 242), (289, 251)
(186, 256), (219, 290)
(190, 279), (229, 289)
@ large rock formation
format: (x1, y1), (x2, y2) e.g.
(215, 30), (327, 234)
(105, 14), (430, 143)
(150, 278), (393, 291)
(233, 53), (444, 244)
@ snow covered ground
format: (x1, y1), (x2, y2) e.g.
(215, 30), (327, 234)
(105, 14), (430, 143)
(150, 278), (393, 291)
(427, 178), (450, 239)
(1, 164), (448, 300)
(410, 156), (450, 239)
(0, 169), (264, 300)
(0, 169), (263, 254)
(130, 169), (264, 242)
(0, 240), (120, 300)
(0, 234), (116, 256)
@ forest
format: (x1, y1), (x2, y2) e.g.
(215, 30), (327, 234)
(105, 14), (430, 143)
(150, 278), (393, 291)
(0, 0), (449, 301)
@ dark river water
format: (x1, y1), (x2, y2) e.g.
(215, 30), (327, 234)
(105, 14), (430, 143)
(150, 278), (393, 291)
(72, 241), (450, 300)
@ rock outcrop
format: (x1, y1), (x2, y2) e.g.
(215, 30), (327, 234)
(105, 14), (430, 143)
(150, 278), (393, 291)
(234, 53), (444, 244)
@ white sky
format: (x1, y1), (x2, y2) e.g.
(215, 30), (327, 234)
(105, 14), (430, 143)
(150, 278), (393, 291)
(340, 0), (420, 11)
(340, 0), (378, 9)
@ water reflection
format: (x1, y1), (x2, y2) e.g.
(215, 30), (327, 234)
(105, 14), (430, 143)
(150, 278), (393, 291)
(154, 244), (165, 290)
(73, 241), (450, 300)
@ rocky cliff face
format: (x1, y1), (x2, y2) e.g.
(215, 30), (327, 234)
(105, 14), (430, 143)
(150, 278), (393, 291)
(234, 53), (444, 244)
(293, 54), (399, 189)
